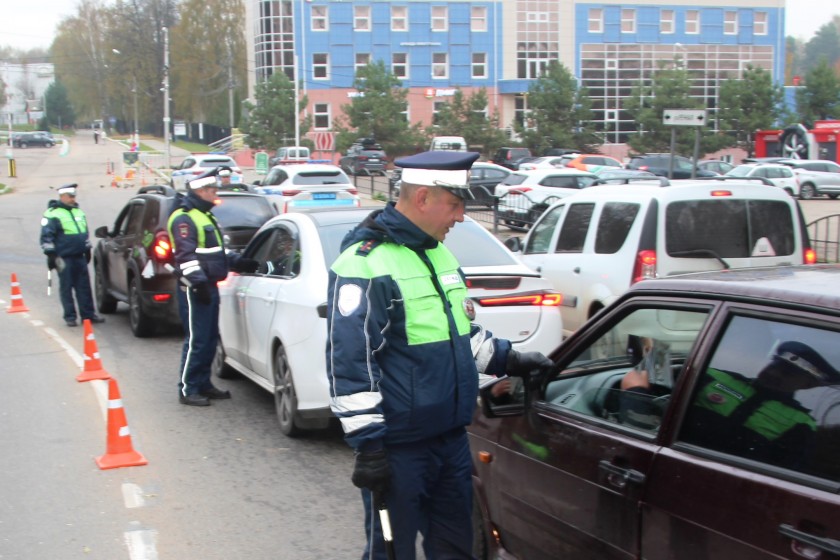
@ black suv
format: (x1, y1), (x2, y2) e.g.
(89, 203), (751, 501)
(491, 147), (532, 170)
(93, 185), (275, 337)
(339, 138), (388, 176)
(626, 153), (718, 179)
(13, 132), (55, 148)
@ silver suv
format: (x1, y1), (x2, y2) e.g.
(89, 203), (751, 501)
(778, 159), (840, 199)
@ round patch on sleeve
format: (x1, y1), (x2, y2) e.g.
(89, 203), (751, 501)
(40, 218), (48, 226)
(338, 284), (363, 316)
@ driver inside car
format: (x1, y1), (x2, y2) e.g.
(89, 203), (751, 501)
(619, 336), (673, 429)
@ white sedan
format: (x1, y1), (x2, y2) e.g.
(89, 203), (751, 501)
(517, 156), (570, 171)
(170, 154), (244, 191)
(254, 163), (361, 213)
(215, 207), (563, 436)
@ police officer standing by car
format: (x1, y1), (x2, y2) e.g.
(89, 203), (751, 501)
(40, 183), (105, 327)
(167, 167), (258, 406)
(326, 151), (553, 559)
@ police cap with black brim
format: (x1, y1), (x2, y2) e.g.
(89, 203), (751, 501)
(395, 151), (481, 200)
(771, 340), (840, 385)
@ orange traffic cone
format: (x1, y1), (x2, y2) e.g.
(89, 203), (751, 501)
(6, 273), (29, 313)
(95, 377), (148, 470)
(76, 319), (111, 382)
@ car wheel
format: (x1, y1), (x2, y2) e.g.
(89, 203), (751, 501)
(472, 494), (489, 560)
(784, 188), (794, 197)
(128, 276), (156, 337)
(272, 344), (302, 437)
(94, 260), (118, 314)
(212, 341), (237, 379)
(20, 142), (28, 149)
(829, 194), (839, 200)
(799, 183), (816, 200)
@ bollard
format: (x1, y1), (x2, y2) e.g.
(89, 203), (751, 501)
(8, 158), (16, 178)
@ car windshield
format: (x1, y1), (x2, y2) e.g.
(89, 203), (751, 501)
(726, 165), (754, 177)
(212, 197), (275, 228)
(292, 171), (351, 186)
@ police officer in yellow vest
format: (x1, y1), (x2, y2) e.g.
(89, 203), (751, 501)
(40, 184), (105, 327)
(167, 168), (258, 406)
(326, 151), (553, 559)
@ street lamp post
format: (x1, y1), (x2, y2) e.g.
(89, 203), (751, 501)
(112, 48), (140, 146)
(163, 27), (171, 169)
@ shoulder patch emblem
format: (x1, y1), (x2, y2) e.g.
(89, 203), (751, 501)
(356, 239), (381, 256)
(40, 218), (48, 226)
(338, 284), (363, 316)
(178, 223), (190, 239)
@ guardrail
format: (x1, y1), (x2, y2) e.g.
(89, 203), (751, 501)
(808, 214), (840, 263)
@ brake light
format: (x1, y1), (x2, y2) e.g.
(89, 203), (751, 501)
(347, 188), (358, 195)
(710, 190), (732, 197)
(632, 250), (657, 283)
(192, 170), (204, 175)
(639, 165), (649, 171)
(358, 156), (369, 161)
(804, 248), (817, 265)
(510, 187), (532, 194)
(476, 293), (563, 307)
(152, 293), (171, 303)
(153, 231), (173, 262)
(282, 189), (303, 196)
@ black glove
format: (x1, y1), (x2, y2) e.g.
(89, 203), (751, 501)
(191, 283), (212, 305)
(46, 253), (57, 270)
(506, 350), (554, 378)
(231, 257), (259, 273)
(351, 449), (391, 495)
(84, 249), (91, 264)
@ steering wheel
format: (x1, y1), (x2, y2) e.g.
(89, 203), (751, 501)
(779, 124), (810, 159)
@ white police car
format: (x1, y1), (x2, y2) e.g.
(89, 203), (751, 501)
(170, 154), (243, 191)
(253, 163), (361, 213)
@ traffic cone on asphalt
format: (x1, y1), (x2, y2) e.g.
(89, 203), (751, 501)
(76, 319), (111, 382)
(6, 273), (29, 313)
(95, 377), (148, 470)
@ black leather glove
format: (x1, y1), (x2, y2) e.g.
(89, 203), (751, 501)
(351, 449), (391, 495)
(46, 253), (57, 270)
(506, 350), (554, 378)
(84, 249), (91, 263)
(231, 257), (259, 273)
(192, 283), (212, 305)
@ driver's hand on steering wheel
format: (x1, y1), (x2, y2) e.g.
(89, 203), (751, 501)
(621, 368), (650, 391)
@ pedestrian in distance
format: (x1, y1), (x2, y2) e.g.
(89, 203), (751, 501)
(167, 167), (259, 407)
(93, 129), (99, 144)
(217, 166), (233, 188)
(326, 150), (554, 559)
(40, 184), (105, 327)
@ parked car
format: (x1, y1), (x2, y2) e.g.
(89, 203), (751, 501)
(505, 179), (816, 338)
(212, 189), (277, 251)
(170, 154), (243, 191)
(777, 159), (840, 199)
(561, 153), (624, 173)
(509, 156), (539, 171)
(12, 131), (55, 148)
(429, 136), (467, 151)
(494, 168), (597, 230)
(626, 154), (718, 179)
(268, 146), (311, 167)
(517, 156), (570, 171)
(470, 264), (840, 560)
(491, 147), (533, 170)
(214, 207), (563, 436)
(697, 159), (735, 175)
(339, 138), (388, 176)
(254, 163), (361, 213)
(592, 168), (658, 184)
(725, 163), (800, 196)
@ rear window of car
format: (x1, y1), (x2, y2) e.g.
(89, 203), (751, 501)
(500, 174), (529, 186)
(595, 202), (641, 254)
(444, 220), (520, 267)
(212, 197), (275, 228)
(665, 200), (795, 258)
(292, 171), (351, 185)
(200, 158), (235, 168)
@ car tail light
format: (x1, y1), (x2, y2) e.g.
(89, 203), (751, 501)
(192, 170), (204, 175)
(152, 231), (173, 262)
(804, 248), (817, 264)
(282, 189), (303, 196)
(476, 293), (562, 307)
(358, 155), (369, 161)
(632, 250), (657, 284)
(152, 293), (171, 303)
(710, 190), (732, 197)
(510, 187), (531, 195)
(347, 188), (358, 195)
(639, 165), (649, 171)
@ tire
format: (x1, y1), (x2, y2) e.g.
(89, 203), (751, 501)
(272, 344), (302, 437)
(128, 276), (156, 337)
(799, 183), (816, 200)
(94, 260), (118, 314)
(212, 341), (237, 379)
(830, 194), (839, 200)
(472, 494), (489, 560)
(20, 142), (28, 149)
(780, 124), (811, 159)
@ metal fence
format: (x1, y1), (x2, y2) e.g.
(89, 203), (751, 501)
(808, 214), (840, 263)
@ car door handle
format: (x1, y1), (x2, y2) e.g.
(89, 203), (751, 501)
(779, 524), (840, 556)
(573, 267), (581, 274)
(598, 460), (645, 489)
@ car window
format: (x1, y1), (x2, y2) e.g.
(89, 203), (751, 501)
(212, 197), (275, 228)
(543, 306), (711, 435)
(595, 202), (640, 254)
(554, 203), (594, 253)
(826, 163), (840, 173)
(577, 176), (596, 187)
(251, 225), (300, 277)
(524, 204), (564, 254)
(123, 202), (146, 237)
(665, 200), (795, 258)
(501, 174), (528, 186)
(542, 176), (578, 188)
(263, 168), (288, 186)
(444, 220), (519, 267)
(292, 170), (350, 185)
(679, 314), (840, 481)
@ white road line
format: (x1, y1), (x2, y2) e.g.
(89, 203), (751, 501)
(122, 483), (146, 509)
(124, 522), (159, 560)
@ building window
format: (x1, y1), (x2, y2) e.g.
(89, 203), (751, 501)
(432, 100), (447, 125)
(432, 52), (448, 79)
(472, 53), (487, 78)
(514, 95), (528, 128)
(660, 9), (674, 34)
(392, 53), (408, 79)
(471, 6), (487, 32)
(314, 103), (330, 129)
(392, 6), (407, 31)
(354, 5), (370, 31)
(432, 6), (448, 31)
(686, 10), (700, 34)
(313, 53), (329, 79)
(355, 53), (370, 76)
(621, 9), (636, 33)
(517, 42), (559, 79)
(588, 8), (603, 33)
(311, 5), (328, 31)
(724, 11), (738, 35)
(754, 11), (767, 35)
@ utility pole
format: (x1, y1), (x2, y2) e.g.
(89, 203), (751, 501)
(132, 76), (139, 146)
(226, 37), (235, 130)
(163, 26), (171, 169)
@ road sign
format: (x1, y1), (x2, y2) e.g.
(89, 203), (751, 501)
(314, 132), (334, 152)
(255, 151), (269, 175)
(663, 109), (706, 127)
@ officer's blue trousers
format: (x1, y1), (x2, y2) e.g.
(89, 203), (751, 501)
(58, 255), (96, 322)
(176, 284), (220, 397)
(362, 428), (474, 560)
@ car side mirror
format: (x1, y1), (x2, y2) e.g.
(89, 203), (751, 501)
(252, 180), (261, 186)
(504, 236), (522, 252)
(479, 378), (526, 418)
(94, 225), (109, 239)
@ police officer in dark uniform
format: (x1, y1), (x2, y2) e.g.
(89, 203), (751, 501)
(326, 151), (553, 559)
(40, 183), (105, 327)
(167, 168), (258, 406)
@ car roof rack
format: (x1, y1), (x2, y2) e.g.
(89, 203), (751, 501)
(592, 176), (670, 187)
(690, 176), (774, 187)
(138, 185), (178, 196)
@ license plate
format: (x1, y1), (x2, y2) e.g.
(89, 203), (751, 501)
(369, 159), (380, 163)
(313, 193), (336, 200)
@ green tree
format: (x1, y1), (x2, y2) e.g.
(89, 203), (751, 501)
(514, 61), (598, 155)
(425, 88), (507, 157)
(44, 80), (76, 129)
(796, 59), (840, 124)
(803, 22), (840, 73)
(717, 65), (784, 157)
(240, 71), (309, 149)
(335, 61), (426, 157)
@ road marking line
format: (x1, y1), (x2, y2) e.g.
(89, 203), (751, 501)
(122, 483), (145, 508)
(124, 522), (159, 560)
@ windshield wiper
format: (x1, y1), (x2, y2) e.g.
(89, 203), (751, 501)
(670, 249), (730, 269)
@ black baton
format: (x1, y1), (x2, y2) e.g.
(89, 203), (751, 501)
(373, 490), (396, 560)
